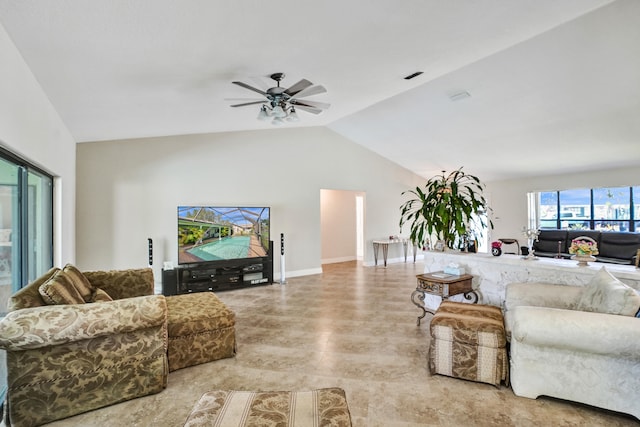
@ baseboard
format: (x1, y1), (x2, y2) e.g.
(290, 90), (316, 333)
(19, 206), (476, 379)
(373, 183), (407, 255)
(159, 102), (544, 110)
(321, 256), (357, 264)
(275, 267), (323, 281)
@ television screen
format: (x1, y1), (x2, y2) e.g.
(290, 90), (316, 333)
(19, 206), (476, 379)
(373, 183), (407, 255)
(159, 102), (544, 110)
(177, 206), (270, 265)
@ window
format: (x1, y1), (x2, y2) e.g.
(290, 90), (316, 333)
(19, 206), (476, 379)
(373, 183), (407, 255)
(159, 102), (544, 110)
(536, 186), (637, 232)
(0, 148), (53, 314)
(593, 187), (631, 231)
(634, 186), (640, 231)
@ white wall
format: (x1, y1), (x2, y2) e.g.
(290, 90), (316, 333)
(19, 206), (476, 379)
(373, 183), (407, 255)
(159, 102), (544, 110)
(487, 166), (640, 245)
(0, 23), (76, 266)
(76, 127), (424, 280)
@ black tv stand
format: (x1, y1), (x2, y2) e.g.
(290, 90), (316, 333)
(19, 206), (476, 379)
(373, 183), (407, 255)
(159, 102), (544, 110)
(161, 243), (274, 295)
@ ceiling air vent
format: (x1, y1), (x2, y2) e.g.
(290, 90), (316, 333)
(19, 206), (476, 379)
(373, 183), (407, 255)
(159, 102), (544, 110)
(404, 71), (423, 80)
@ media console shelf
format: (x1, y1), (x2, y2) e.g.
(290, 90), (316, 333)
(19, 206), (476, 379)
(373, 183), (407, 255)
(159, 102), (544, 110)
(162, 252), (273, 295)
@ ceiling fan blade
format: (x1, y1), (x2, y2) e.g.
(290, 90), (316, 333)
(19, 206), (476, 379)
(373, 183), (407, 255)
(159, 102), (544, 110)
(295, 104), (323, 115)
(248, 76), (270, 90)
(232, 81), (267, 96)
(284, 79), (313, 96)
(291, 84), (327, 99)
(292, 100), (330, 110)
(230, 100), (267, 107)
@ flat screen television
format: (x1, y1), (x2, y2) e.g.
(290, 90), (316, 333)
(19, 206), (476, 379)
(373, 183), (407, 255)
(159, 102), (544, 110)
(177, 206), (270, 265)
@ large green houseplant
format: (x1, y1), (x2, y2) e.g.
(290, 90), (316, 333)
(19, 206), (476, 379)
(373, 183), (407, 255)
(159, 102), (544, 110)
(399, 168), (492, 250)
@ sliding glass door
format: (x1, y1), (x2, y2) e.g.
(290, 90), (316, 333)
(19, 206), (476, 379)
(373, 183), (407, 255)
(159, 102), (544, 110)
(0, 150), (53, 315)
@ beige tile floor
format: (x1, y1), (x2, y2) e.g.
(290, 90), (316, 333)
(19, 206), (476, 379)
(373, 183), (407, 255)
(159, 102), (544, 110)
(45, 261), (638, 426)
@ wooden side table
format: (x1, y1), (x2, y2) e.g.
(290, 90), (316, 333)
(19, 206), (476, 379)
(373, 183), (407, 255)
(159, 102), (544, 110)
(411, 271), (478, 325)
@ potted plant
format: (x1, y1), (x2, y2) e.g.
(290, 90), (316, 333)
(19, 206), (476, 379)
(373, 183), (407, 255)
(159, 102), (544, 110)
(399, 168), (492, 250)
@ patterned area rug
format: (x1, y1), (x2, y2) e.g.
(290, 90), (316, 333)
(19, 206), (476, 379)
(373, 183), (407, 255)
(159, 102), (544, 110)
(184, 387), (352, 426)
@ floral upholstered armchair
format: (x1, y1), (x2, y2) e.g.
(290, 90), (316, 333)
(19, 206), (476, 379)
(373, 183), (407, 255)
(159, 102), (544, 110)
(0, 265), (168, 427)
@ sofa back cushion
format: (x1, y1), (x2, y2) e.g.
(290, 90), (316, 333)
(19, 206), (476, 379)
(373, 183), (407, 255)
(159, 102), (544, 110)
(533, 230), (568, 254)
(597, 232), (640, 262)
(576, 267), (640, 316)
(83, 268), (154, 299)
(8, 267), (148, 311)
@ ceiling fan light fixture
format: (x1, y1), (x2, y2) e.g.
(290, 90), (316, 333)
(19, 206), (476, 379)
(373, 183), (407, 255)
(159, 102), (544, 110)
(271, 104), (286, 118)
(271, 117), (285, 126)
(286, 107), (300, 122)
(257, 105), (270, 121)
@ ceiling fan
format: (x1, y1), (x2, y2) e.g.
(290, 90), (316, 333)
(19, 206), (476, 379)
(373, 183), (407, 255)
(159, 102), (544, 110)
(230, 73), (330, 125)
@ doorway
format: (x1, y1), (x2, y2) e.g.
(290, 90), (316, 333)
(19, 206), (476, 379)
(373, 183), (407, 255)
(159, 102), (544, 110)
(320, 189), (365, 264)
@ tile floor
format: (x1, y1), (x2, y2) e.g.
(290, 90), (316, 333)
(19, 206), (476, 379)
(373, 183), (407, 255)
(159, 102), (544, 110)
(43, 261), (638, 426)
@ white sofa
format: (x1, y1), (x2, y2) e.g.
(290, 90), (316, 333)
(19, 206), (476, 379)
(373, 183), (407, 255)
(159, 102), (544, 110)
(504, 267), (640, 420)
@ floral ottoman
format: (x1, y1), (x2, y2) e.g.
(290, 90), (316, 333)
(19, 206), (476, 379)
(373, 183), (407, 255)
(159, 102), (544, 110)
(166, 292), (236, 371)
(429, 301), (508, 386)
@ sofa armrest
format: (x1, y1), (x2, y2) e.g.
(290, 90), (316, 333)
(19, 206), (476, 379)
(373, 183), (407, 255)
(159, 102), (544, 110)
(505, 283), (583, 337)
(83, 268), (154, 299)
(0, 295), (167, 351)
(511, 305), (640, 357)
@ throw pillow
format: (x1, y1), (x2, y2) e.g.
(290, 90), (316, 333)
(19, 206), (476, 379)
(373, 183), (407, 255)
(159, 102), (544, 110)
(63, 263), (95, 302)
(39, 270), (86, 305)
(7, 267), (61, 311)
(576, 267), (640, 316)
(90, 288), (113, 303)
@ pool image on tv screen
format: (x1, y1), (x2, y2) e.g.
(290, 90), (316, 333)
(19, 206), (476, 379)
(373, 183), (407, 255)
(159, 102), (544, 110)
(177, 206), (270, 264)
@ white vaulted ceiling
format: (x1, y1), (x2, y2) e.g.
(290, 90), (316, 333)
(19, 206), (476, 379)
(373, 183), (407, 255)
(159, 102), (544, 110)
(1, 0), (639, 181)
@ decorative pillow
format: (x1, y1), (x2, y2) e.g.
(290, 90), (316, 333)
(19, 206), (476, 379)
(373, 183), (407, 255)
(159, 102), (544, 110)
(7, 267), (60, 311)
(576, 267), (640, 316)
(63, 263), (95, 302)
(90, 288), (113, 303)
(39, 270), (85, 305)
